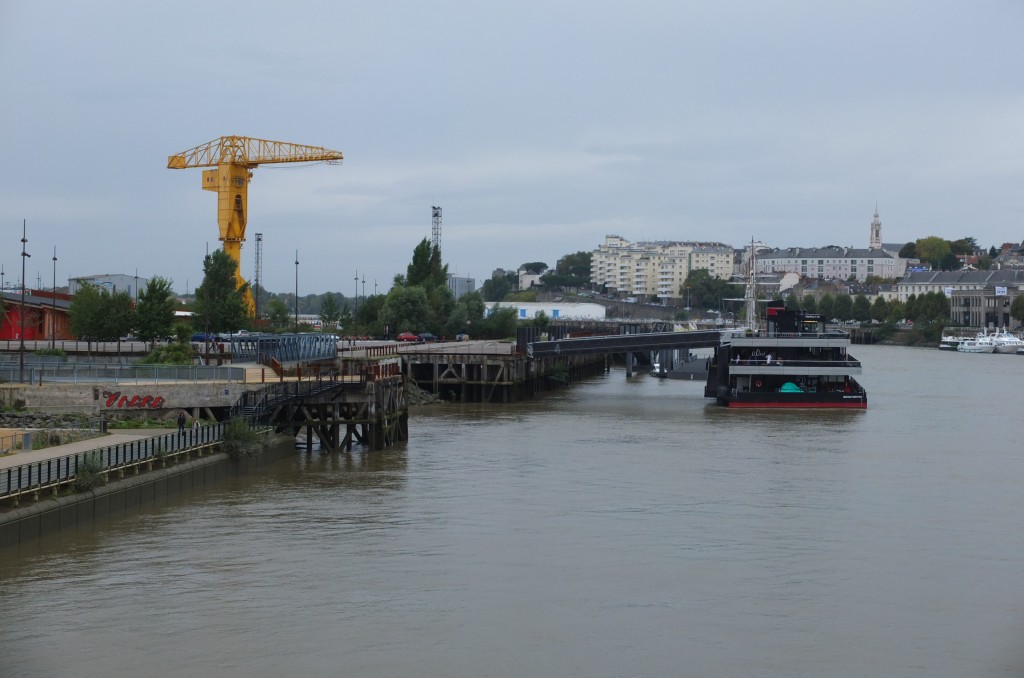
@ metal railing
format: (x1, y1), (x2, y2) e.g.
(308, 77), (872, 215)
(0, 363), (245, 384)
(0, 423), (226, 501)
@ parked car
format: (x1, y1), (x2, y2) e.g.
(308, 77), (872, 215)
(191, 332), (213, 342)
(396, 331), (420, 342)
(418, 332), (439, 343)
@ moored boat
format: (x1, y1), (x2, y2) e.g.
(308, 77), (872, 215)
(957, 336), (995, 353)
(704, 305), (867, 409)
(938, 335), (968, 351)
(989, 329), (1024, 354)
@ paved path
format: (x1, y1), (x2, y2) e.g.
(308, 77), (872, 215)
(0, 429), (176, 470)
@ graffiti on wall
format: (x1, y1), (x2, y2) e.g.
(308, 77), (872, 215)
(102, 391), (166, 409)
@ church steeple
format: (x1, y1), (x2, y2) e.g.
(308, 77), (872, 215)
(870, 204), (882, 250)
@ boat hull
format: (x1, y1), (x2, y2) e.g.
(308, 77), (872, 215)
(724, 393), (867, 409)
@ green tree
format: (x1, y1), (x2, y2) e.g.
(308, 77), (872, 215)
(899, 242), (917, 258)
(1010, 295), (1024, 327)
(266, 297), (291, 331)
(833, 294), (853, 321)
(380, 286), (431, 334)
(519, 262), (548, 274)
(69, 283), (106, 344)
(481, 273), (515, 301)
(801, 294), (817, 313)
(479, 304), (517, 339)
(817, 293), (835, 320)
(192, 249), (249, 335)
(852, 295), (871, 322)
(355, 294), (386, 336)
(105, 290), (136, 343)
(916, 237), (952, 270)
(870, 296), (890, 322)
(682, 269), (733, 314)
(135, 276), (176, 346)
(318, 293), (341, 332)
(950, 237), (978, 256)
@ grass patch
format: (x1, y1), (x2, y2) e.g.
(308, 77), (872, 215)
(74, 451), (105, 492)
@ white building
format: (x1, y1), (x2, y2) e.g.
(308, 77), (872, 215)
(485, 301), (606, 321)
(590, 235), (732, 302)
(69, 273), (149, 298)
(755, 246), (898, 282)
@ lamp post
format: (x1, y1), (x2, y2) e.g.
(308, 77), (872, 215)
(361, 275), (365, 302)
(374, 279), (377, 297)
(19, 220), (30, 384)
(353, 270), (359, 313)
(294, 250), (300, 333)
(51, 247), (57, 349)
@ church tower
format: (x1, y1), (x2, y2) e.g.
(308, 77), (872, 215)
(869, 205), (882, 250)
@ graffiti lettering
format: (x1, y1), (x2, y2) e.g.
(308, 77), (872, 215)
(102, 391), (166, 409)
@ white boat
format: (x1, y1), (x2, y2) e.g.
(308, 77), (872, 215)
(938, 335), (968, 351)
(988, 329), (1024, 354)
(957, 335), (995, 353)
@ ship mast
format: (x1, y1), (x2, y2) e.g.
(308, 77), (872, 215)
(746, 238), (759, 332)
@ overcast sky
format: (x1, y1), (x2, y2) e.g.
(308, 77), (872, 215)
(2, 1), (1022, 296)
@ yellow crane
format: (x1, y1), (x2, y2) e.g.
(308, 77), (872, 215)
(167, 135), (344, 311)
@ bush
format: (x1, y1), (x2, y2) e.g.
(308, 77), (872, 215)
(221, 418), (262, 459)
(74, 451), (105, 492)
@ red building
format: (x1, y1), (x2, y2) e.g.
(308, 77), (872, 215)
(0, 290), (72, 341)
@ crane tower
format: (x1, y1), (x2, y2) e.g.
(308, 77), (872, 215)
(431, 206), (442, 252)
(167, 135), (344, 311)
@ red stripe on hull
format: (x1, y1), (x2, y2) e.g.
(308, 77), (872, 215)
(727, 401), (867, 409)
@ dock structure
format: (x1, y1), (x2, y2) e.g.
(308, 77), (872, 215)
(238, 361), (407, 453)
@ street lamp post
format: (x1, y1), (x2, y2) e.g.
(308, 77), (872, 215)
(294, 250), (300, 333)
(51, 247), (57, 349)
(19, 220), (30, 384)
(353, 270), (359, 313)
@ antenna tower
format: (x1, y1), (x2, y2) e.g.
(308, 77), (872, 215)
(254, 233), (263, 319)
(431, 206), (442, 252)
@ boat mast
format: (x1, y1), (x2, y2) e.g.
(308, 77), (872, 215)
(746, 238), (758, 331)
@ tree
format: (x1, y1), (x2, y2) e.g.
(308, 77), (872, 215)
(135, 276), (176, 346)
(542, 251), (592, 289)
(318, 292), (341, 332)
(833, 294), (853, 321)
(479, 304), (517, 339)
(266, 297), (291, 331)
(192, 249), (249, 335)
(1011, 295), (1024, 327)
(916, 237), (952, 270)
(898, 242), (917, 258)
(817, 293), (835, 320)
(949, 237), (978, 256)
(481, 273), (515, 301)
(519, 262), (548, 274)
(105, 290), (136, 343)
(852, 295), (871, 322)
(870, 296), (890, 322)
(801, 294), (817, 313)
(355, 294), (386, 336)
(380, 286), (431, 334)
(69, 283), (107, 344)
(682, 269), (733, 314)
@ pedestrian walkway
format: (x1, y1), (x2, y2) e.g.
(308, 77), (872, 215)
(0, 429), (175, 470)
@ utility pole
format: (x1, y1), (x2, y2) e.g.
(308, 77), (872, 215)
(254, 233), (263, 322)
(19, 220), (30, 384)
(51, 247), (57, 349)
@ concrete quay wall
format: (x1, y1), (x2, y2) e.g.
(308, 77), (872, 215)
(0, 382), (264, 415)
(0, 434), (296, 549)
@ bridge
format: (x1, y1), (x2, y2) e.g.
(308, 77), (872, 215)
(524, 329), (723, 377)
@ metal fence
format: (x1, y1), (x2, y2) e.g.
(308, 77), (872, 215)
(0, 423), (226, 500)
(0, 363), (245, 385)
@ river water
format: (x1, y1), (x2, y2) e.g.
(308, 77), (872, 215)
(2, 344), (1024, 677)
